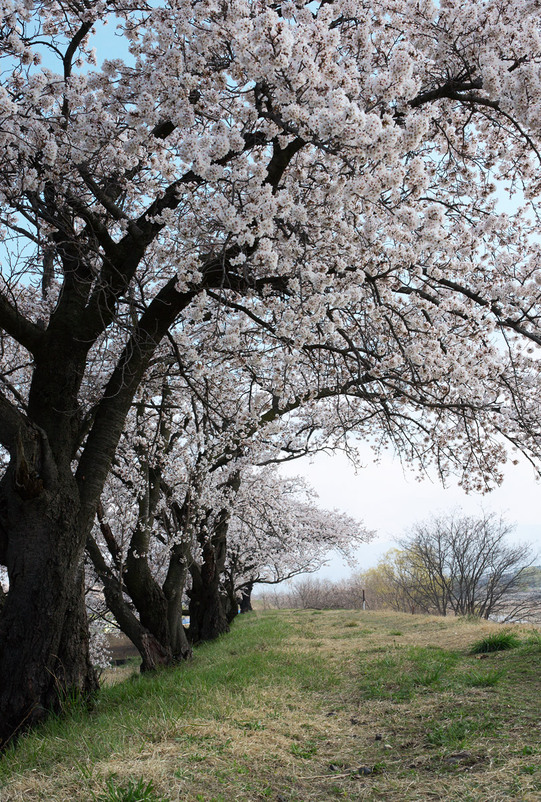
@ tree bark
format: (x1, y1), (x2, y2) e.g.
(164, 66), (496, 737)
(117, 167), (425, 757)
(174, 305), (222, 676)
(223, 585), (239, 624)
(163, 542), (192, 661)
(86, 532), (175, 672)
(188, 546), (230, 644)
(87, 504), (193, 669)
(0, 465), (97, 749)
(104, 584), (173, 672)
(239, 582), (254, 614)
(123, 540), (173, 661)
(188, 475), (240, 644)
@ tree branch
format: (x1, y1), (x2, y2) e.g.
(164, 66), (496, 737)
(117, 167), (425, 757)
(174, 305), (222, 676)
(76, 278), (198, 523)
(0, 291), (44, 357)
(0, 391), (28, 453)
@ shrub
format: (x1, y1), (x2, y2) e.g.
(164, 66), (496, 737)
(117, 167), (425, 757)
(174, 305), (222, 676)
(470, 631), (521, 654)
(93, 777), (170, 802)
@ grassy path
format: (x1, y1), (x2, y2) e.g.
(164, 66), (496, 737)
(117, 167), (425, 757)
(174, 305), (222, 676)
(1, 610), (540, 801)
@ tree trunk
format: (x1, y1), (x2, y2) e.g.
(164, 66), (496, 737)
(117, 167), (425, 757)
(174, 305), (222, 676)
(187, 477), (240, 644)
(86, 532), (189, 671)
(188, 546), (229, 644)
(163, 542), (192, 661)
(221, 573), (239, 624)
(223, 590), (238, 623)
(188, 587), (229, 643)
(239, 582), (254, 614)
(97, 565), (172, 672)
(124, 547), (174, 663)
(0, 469), (97, 749)
(87, 484), (194, 668)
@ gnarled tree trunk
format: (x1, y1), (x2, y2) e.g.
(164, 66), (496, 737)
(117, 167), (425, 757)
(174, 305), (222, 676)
(188, 474), (240, 644)
(163, 541), (192, 661)
(0, 460), (98, 748)
(188, 542), (229, 644)
(86, 500), (193, 670)
(239, 582), (254, 614)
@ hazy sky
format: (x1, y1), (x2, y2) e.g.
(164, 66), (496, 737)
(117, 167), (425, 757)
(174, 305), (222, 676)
(280, 444), (541, 580)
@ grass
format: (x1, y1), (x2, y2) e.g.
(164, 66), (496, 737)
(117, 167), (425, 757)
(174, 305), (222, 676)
(92, 777), (168, 802)
(0, 610), (540, 801)
(469, 630), (522, 654)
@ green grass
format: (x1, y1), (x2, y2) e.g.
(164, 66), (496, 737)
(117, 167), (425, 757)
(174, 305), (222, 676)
(463, 668), (505, 687)
(470, 631), (521, 653)
(425, 717), (486, 748)
(1, 610), (540, 802)
(92, 777), (168, 802)
(0, 613), (294, 773)
(356, 645), (461, 701)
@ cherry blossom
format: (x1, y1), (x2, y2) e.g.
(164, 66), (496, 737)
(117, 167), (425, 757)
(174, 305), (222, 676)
(2, 0), (541, 744)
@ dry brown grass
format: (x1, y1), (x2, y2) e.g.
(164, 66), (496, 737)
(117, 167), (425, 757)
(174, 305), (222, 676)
(1, 610), (540, 802)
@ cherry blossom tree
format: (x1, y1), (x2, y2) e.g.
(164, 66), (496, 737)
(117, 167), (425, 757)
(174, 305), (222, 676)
(222, 469), (372, 615)
(86, 380), (195, 671)
(86, 348), (372, 661)
(2, 0), (541, 745)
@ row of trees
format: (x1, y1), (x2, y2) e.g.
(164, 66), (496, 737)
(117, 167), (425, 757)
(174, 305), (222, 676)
(83, 463), (369, 662)
(261, 512), (538, 621)
(86, 444), (370, 670)
(2, 0), (541, 746)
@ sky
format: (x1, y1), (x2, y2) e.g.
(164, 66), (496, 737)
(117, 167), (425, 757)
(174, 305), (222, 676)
(280, 444), (541, 580)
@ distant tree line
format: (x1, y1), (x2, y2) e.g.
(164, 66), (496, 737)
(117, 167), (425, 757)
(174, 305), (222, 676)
(260, 512), (539, 623)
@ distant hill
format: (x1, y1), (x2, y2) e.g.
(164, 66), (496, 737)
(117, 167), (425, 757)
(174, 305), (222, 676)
(519, 565), (541, 590)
